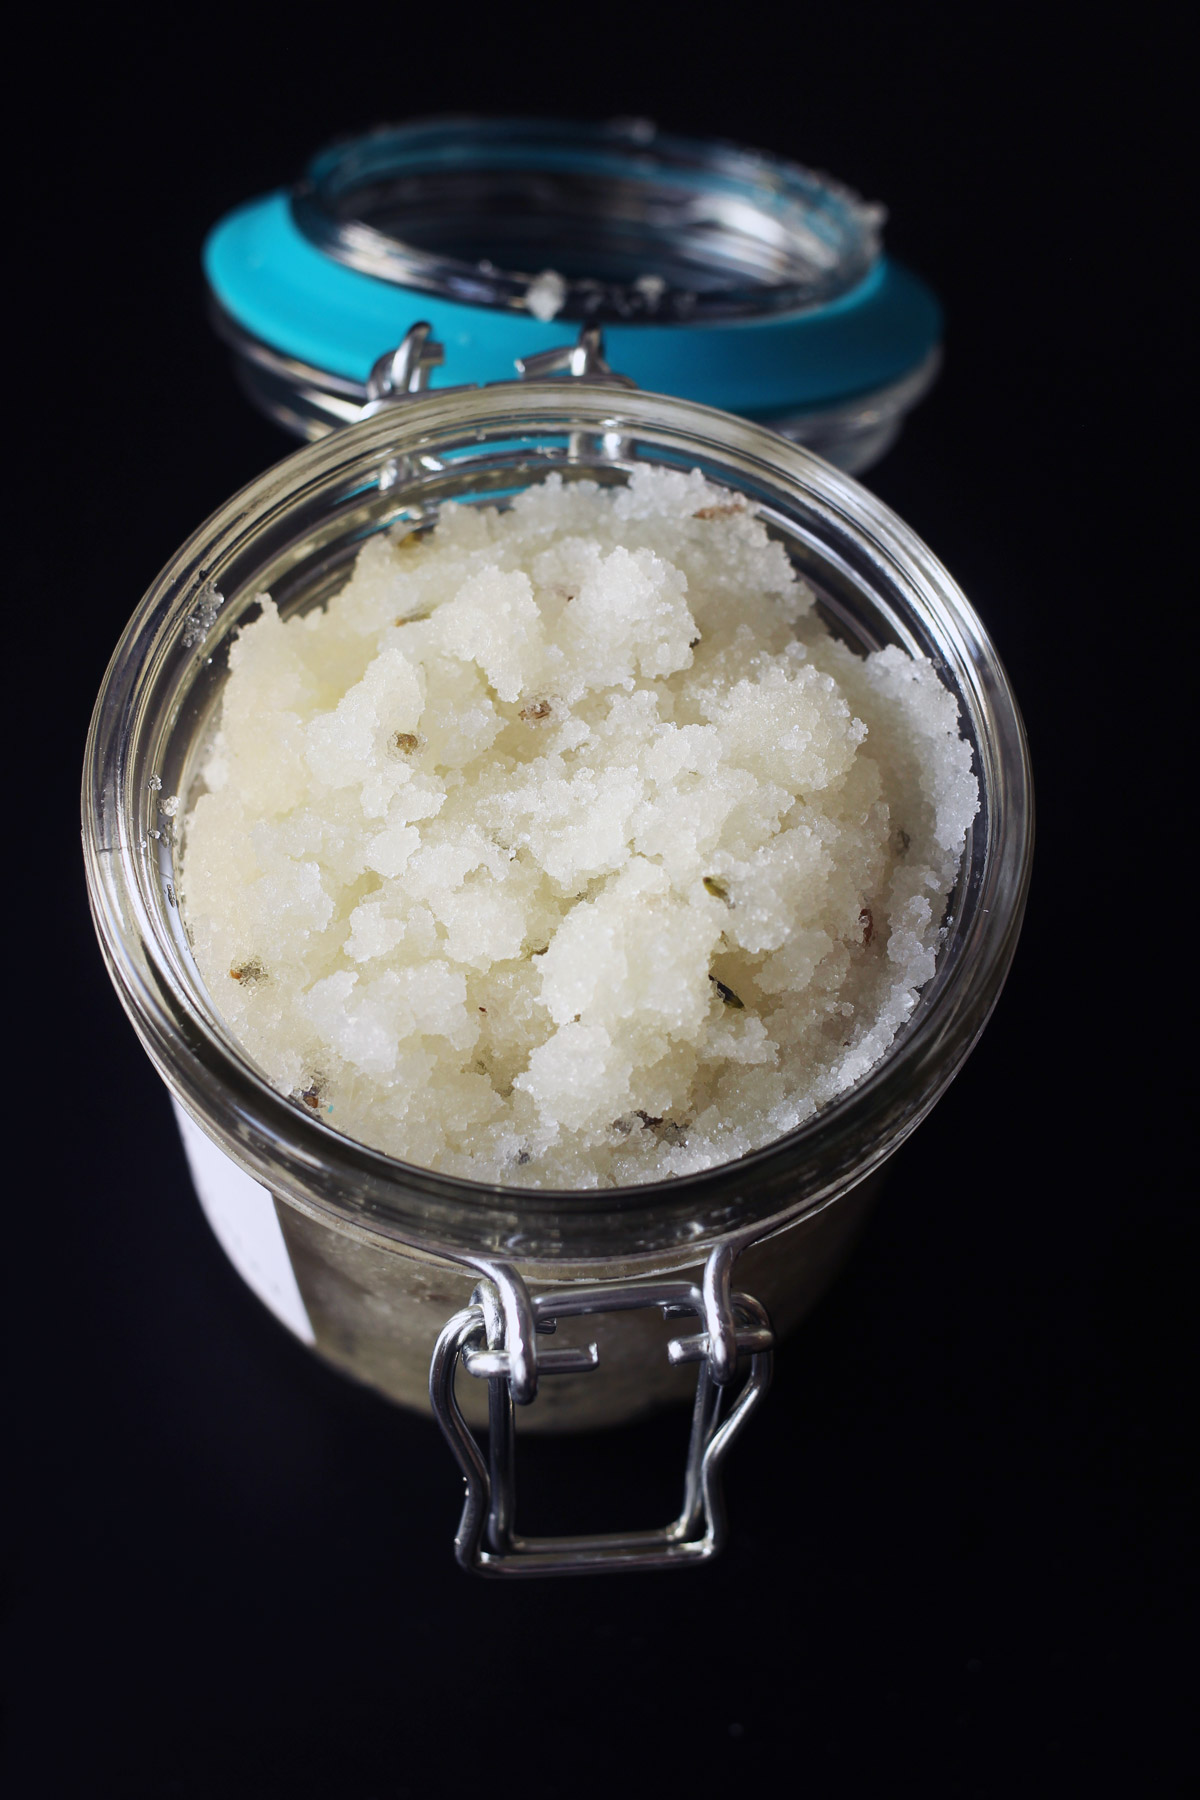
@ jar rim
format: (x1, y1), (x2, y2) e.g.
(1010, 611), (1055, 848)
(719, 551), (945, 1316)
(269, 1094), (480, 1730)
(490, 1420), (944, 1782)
(291, 115), (883, 326)
(83, 382), (1032, 1264)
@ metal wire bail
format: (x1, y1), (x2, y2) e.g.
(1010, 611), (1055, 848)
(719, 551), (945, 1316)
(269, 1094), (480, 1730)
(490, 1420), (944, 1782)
(428, 1257), (774, 1578)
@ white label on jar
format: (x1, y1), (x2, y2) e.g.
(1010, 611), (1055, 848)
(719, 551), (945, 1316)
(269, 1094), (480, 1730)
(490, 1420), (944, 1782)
(172, 1100), (315, 1345)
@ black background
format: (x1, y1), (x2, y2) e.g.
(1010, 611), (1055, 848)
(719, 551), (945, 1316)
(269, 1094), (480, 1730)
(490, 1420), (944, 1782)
(5, 6), (1190, 1796)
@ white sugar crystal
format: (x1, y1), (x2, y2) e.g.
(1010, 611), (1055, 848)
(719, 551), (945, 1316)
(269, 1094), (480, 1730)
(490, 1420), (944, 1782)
(634, 273), (668, 304)
(525, 269), (568, 322)
(181, 468), (979, 1189)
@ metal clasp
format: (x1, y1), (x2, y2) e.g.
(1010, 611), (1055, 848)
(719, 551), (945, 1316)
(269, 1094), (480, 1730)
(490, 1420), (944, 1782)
(429, 1255), (774, 1577)
(513, 323), (637, 389)
(361, 320), (636, 423)
(362, 322), (458, 416)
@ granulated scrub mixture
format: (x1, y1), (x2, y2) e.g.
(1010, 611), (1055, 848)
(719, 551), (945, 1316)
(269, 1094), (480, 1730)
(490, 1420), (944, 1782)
(180, 466), (978, 1188)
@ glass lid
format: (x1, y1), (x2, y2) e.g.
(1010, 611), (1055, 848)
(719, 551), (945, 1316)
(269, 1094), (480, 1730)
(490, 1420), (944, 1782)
(291, 116), (885, 325)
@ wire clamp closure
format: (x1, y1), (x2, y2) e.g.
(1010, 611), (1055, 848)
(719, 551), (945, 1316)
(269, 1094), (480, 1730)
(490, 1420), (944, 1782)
(513, 323), (637, 388)
(428, 1254), (774, 1577)
(361, 321), (635, 422)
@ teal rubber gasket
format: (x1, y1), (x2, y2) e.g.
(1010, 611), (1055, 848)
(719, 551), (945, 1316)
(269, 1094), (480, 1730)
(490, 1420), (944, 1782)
(204, 191), (941, 416)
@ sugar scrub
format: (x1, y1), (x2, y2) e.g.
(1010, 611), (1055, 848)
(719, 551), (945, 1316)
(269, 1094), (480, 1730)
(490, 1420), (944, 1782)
(180, 466), (978, 1188)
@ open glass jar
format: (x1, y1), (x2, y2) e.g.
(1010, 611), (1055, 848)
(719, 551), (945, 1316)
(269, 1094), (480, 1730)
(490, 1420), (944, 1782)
(83, 356), (1031, 1574)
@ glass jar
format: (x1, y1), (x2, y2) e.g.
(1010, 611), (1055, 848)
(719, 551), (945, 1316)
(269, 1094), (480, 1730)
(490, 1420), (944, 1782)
(83, 365), (1031, 1573)
(205, 117), (942, 473)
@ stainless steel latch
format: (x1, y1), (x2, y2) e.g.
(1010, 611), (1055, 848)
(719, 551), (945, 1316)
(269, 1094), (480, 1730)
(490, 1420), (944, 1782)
(362, 320), (635, 421)
(429, 1256), (774, 1578)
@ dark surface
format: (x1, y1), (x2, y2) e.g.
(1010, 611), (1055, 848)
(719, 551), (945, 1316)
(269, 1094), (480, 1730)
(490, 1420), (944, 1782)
(6, 8), (1188, 1796)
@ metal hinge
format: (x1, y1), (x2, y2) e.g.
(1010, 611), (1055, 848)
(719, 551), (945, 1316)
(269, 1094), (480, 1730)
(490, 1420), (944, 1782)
(429, 1250), (774, 1578)
(362, 320), (636, 421)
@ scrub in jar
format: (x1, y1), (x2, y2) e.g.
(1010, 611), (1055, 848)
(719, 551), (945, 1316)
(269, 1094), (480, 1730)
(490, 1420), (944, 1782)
(179, 465), (978, 1189)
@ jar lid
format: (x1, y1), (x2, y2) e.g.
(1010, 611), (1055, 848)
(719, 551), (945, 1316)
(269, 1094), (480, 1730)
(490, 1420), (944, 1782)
(205, 118), (941, 453)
